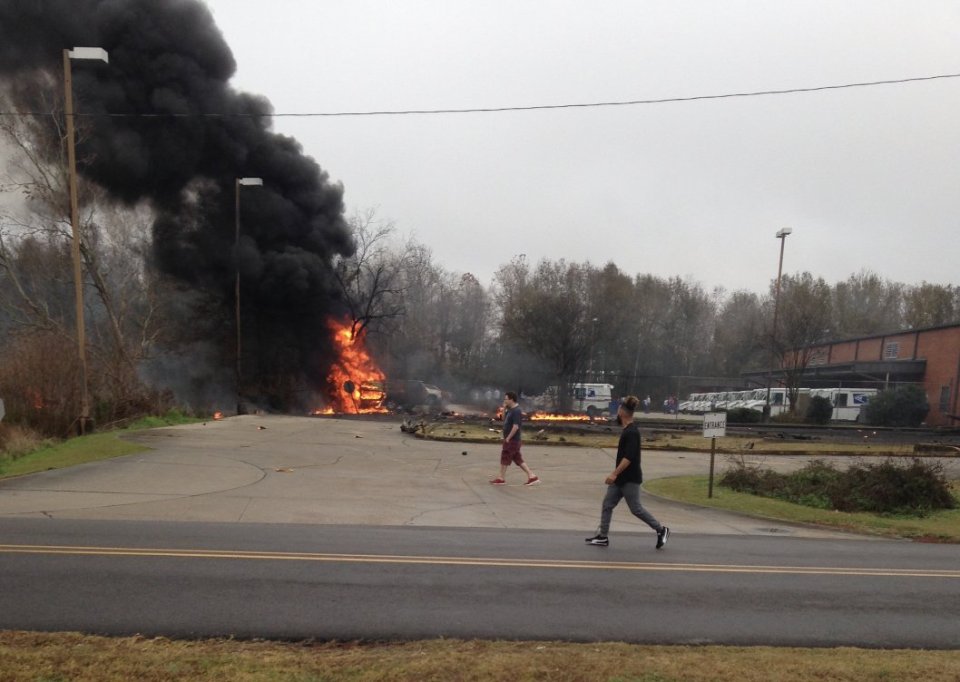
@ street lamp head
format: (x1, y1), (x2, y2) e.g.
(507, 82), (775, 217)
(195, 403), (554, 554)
(776, 227), (793, 238)
(238, 177), (263, 186)
(68, 47), (108, 63)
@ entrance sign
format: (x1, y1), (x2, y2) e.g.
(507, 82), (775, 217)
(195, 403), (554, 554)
(703, 412), (726, 498)
(703, 412), (726, 438)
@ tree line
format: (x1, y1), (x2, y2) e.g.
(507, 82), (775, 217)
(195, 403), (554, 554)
(335, 216), (960, 411)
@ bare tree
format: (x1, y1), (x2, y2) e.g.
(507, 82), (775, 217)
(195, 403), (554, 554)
(333, 208), (413, 339)
(903, 282), (958, 329)
(0, 87), (163, 426)
(775, 272), (834, 411)
(831, 270), (904, 337)
(713, 290), (766, 376)
(495, 257), (592, 410)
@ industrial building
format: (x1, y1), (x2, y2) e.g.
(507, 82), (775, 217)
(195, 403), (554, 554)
(744, 323), (960, 427)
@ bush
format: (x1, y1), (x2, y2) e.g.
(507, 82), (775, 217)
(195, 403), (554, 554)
(720, 457), (956, 516)
(830, 459), (957, 515)
(806, 396), (834, 425)
(0, 331), (81, 438)
(0, 423), (52, 471)
(863, 385), (929, 427)
(726, 407), (763, 424)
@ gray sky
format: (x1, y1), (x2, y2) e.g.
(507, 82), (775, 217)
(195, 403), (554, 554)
(204, 0), (960, 294)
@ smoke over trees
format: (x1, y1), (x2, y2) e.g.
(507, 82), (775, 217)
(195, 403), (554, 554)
(0, 0), (354, 419)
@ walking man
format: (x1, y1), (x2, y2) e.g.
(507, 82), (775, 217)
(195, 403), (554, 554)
(585, 395), (669, 549)
(491, 391), (540, 486)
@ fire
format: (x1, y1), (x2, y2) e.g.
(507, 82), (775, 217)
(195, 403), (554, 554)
(528, 412), (594, 422)
(493, 408), (595, 422)
(213, 411), (223, 420)
(317, 319), (387, 414)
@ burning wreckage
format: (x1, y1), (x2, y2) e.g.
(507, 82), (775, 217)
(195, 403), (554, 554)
(311, 320), (444, 416)
(309, 320), (608, 432)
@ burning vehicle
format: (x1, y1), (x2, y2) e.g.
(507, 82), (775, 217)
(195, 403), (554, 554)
(315, 320), (388, 415)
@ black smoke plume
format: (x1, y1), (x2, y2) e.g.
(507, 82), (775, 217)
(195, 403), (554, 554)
(0, 0), (354, 410)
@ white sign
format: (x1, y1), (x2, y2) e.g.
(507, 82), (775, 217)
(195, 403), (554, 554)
(703, 412), (726, 438)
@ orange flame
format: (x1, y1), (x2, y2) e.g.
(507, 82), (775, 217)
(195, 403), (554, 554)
(528, 412), (594, 422)
(317, 319), (387, 414)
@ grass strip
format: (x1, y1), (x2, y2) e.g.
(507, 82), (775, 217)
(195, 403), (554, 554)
(0, 431), (147, 480)
(0, 413), (203, 480)
(645, 475), (960, 542)
(2, 631), (960, 682)
(421, 423), (917, 456)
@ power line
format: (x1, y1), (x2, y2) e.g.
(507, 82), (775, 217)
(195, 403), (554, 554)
(2, 72), (959, 118)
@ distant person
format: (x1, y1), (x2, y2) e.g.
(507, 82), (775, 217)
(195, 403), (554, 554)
(585, 395), (669, 549)
(490, 391), (540, 486)
(643, 395), (651, 413)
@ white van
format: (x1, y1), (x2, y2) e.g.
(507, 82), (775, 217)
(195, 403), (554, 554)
(571, 383), (614, 416)
(535, 383), (614, 417)
(808, 388), (877, 422)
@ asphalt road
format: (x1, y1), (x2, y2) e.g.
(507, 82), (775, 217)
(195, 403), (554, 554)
(1, 416), (958, 647)
(1, 518), (958, 647)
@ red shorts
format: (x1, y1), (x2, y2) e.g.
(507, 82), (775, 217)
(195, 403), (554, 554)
(500, 439), (524, 466)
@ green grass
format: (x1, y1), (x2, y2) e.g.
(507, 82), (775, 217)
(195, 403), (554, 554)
(645, 475), (960, 542)
(422, 422), (918, 456)
(0, 411), (205, 480)
(0, 430), (147, 480)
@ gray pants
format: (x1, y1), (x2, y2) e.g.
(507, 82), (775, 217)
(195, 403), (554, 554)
(599, 482), (663, 535)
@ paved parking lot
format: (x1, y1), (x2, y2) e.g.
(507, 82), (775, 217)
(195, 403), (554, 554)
(0, 415), (878, 538)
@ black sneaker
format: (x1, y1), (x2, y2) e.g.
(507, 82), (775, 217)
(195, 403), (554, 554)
(585, 534), (609, 547)
(656, 526), (670, 550)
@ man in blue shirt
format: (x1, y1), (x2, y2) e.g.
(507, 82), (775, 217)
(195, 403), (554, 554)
(490, 391), (540, 486)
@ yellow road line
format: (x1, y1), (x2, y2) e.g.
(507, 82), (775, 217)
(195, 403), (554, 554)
(0, 543), (957, 578)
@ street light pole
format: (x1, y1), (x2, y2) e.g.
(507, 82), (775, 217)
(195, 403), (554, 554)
(764, 227), (792, 420)
(588, 317), (599, 381)
(63, 47), (108, 435)
(235, 177), (263, 415)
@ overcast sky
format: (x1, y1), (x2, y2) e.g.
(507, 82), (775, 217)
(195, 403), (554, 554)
(204, 0), (959, 294)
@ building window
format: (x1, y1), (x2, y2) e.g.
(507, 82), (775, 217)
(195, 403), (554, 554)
(940, 386), (951, 412)
(884, 342), (899, 359)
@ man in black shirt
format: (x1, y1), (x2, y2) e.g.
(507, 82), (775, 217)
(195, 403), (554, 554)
(585, 395), (669, 549)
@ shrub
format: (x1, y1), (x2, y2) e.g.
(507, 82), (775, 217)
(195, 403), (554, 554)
(806, 396), (834, 425)
(863, 385), (929, 427)
(0, 331), (81, 438)
(726, 407), (763, 424)
(0, 423), (52, 470)
(720, 457), (956, 516)
(828, 458), (956, 515)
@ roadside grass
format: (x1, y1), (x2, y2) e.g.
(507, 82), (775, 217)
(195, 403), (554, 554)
(422, 422), (917, 456)
(0, 411), (205, 481)
(645, 475), (960, 542)
(3, 632), (960, 682)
